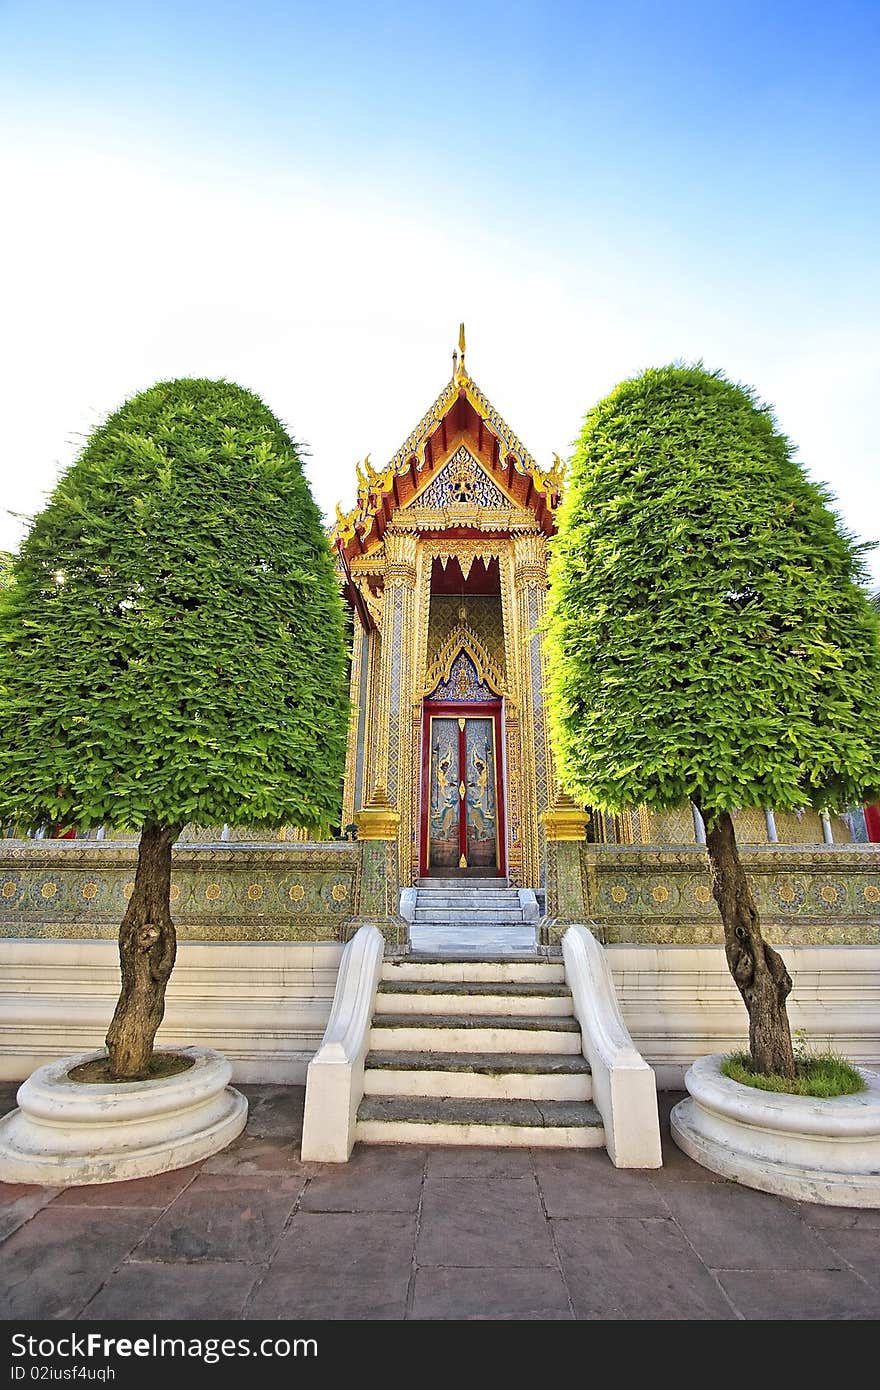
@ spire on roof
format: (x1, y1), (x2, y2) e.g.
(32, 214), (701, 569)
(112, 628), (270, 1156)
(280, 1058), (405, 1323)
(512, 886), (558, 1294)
(453, 322), (468, 386)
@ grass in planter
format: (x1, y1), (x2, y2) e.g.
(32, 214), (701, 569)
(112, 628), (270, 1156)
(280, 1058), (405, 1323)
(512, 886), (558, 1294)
(721, 1051), (865, 1098)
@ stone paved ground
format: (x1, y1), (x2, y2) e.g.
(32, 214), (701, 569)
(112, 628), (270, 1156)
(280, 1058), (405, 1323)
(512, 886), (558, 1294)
(1, 1083), (878, 1320)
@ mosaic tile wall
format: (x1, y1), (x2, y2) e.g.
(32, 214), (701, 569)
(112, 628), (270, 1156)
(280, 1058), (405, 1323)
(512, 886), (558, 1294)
(0, 840), (360, 942)
(569, 844), (880, 946)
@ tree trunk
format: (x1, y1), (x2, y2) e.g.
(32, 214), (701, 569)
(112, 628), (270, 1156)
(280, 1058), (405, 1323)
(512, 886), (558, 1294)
(105, 821), (180, 1080)
(702, 808), (796, 1078)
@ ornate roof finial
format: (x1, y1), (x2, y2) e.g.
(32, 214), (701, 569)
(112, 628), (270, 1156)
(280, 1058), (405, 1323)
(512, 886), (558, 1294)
(453, 322), (468, 385)
(355, 453), (377, 490)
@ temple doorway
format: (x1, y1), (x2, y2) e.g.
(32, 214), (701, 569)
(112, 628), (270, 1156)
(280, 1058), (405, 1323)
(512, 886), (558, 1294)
(420, 700), (506, 877)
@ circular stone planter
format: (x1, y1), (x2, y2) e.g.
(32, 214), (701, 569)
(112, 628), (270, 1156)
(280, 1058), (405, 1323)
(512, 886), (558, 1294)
(0, 1046), (247, 1186)
(671, 1053), (880, 1207)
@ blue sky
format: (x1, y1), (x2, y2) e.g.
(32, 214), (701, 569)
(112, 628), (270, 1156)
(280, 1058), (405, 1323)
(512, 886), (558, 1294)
(1, 0), (878, 581)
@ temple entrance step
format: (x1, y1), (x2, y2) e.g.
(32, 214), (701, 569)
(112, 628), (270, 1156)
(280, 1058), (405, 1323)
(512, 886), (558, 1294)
(363, 1051), (592, 1102)
(414, 893), (521, 906)
(418, 877), (508, 888)
(355, 957), (603, 1151)
(387, 957), (564, 980)
(408, 881), (533, 954)
(374, 979), (573, 1016)
(356, 1096), (604, 1149)
(413, 911), (526, 925)
(408, 931), (536, 956)
(369, 1013), (581, 1053)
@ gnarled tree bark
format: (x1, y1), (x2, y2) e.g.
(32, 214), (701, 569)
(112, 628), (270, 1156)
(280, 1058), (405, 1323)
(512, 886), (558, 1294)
(701, 806), (795, 1078)
(106, 821), (180, 1080)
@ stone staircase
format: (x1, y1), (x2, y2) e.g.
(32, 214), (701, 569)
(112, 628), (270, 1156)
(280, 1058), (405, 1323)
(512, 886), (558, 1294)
(409, 877), (536, 954)
(355, 955), (605, 1148)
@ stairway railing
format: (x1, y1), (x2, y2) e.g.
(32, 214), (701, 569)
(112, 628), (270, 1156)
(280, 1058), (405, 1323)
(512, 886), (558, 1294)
(301, 925), (385, 1161)
(562, 924), (662, 1168)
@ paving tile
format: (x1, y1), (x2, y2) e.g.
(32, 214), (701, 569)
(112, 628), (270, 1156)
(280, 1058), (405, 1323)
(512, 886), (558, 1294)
(651, 1130), (729, 1184)
(53, 1166), (200, 1208)
(132, 1181), (296, 1263)
(244, 1093), (305, 1140)
(793, 1201), (880, 1231)
(299, 1145), (425, 1212)
(189, 1171), (310, 1195)
(418, 1176), (556, 1268)
(661, 1182), (841, 1271)
(816, 1230), (880, 1290)
(0, 1207), (155, 1319)
(656, 1091), (687, 1122)
(533, 1147), (671, 1217)
(0, 1085), (19, 1116)
(659, 1091), (764, 1187)
(554, 1216), (735, 1320)
(200, 1135), (310, 1177)
(412, 1266), (572, 1320)
(237, 1084), (298, 1104)
(426, 1146), (534, 1179)
(718, 1268), (880, 1319)
(0, 1183), (61, 1241)
(247, 1211), (415, 1319)
(82, 1260), (261, 1320)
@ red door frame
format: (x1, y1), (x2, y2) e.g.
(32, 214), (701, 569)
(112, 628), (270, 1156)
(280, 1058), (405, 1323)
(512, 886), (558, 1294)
(420, 700), (506, 878)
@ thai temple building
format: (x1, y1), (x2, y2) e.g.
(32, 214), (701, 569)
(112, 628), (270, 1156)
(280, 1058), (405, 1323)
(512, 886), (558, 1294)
(332, 326), (562, 891)
(330, 326), (863, 893)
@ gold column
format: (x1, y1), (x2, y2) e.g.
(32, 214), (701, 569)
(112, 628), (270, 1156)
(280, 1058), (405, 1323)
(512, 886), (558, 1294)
(497, 545), (524, 886)
(512, 533), (551, 889)
(541, 789), (592, 944)
(542, 788), (591, 841)
(354, 785), (405, 947)
(372, 530), (418, 883)
(341, 624), (365, 829)
(409, 542), (432, 886)
(502, 702), (524, 887)
(360, 623), (383, 806)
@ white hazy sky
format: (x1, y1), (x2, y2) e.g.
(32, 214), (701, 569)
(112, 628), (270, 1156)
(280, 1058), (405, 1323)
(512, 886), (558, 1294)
(1, 2), (878, 586)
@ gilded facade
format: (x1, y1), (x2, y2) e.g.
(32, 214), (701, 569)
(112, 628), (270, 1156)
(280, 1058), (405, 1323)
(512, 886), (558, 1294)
(333, 330), (858, 894)
(334, 329), (561, 888)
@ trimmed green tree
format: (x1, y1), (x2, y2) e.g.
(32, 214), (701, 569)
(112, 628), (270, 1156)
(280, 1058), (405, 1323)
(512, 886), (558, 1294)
(0, 379), (349, 1079)
(546, 364), (880, 1077)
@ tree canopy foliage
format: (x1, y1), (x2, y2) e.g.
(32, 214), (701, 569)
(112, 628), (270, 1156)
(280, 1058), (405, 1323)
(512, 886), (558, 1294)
(546, 364), (880, 816)
(0, 378), (349, 833)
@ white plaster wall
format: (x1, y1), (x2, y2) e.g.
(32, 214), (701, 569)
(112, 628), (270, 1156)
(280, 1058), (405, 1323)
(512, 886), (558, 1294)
(608, 945), (880, 1087)
(0, 939), (343, 1083)
(1, 939), (878, 1089)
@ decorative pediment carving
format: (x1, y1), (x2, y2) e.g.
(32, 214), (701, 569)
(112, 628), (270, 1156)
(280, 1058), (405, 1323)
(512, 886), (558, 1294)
(411, 446), (510, 510)
(422, 622), (506, 698)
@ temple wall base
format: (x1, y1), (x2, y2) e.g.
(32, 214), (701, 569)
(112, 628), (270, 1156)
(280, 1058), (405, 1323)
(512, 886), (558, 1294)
(1, 938), (877, 1089)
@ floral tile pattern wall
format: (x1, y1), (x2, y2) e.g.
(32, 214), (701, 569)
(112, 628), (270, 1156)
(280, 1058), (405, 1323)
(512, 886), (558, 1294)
(577, 844), (880, 945)
(0, 841), (360, 941)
